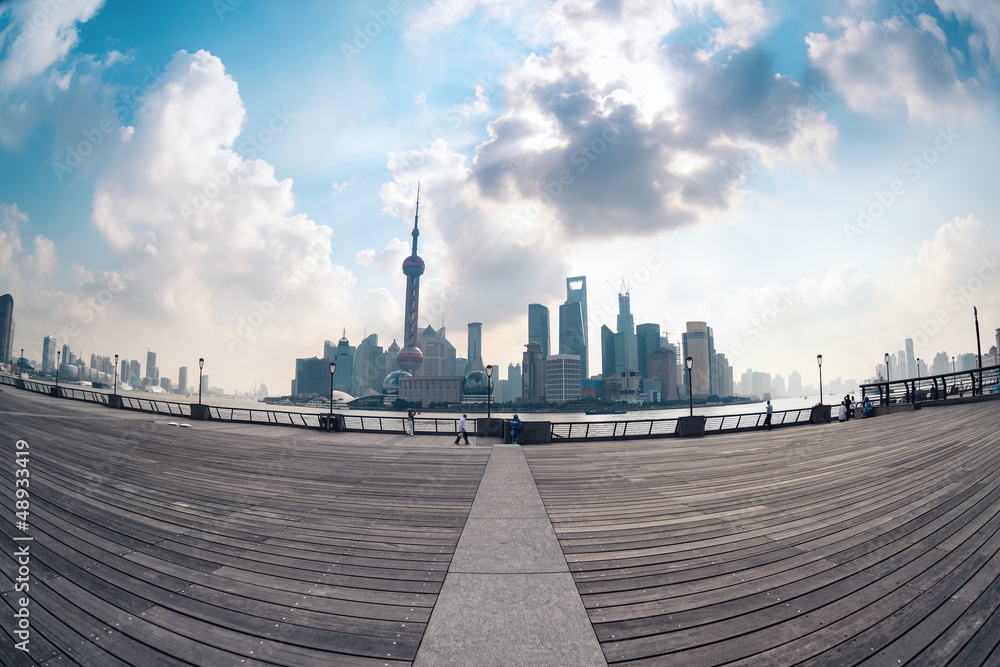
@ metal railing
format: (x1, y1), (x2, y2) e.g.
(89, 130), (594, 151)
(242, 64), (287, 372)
(549, 405), (823, 441)
(1, 371), (831, 440)
(860, 364), (1000, 406)
(341, 415), (463, 434)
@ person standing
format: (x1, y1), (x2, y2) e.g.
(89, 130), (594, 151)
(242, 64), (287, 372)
(455, 414), (470, 445)
(509, 414), (522, 444)
(763, 400), (773, 430)
(838, 400), (847, 422)
(407, 408), (418, 436)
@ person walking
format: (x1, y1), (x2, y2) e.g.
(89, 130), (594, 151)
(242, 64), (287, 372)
(763, 400), (773, 430)
(455, 414), (470, 445)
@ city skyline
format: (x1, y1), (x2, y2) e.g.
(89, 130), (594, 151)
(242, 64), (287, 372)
(0, 1), (998, 394)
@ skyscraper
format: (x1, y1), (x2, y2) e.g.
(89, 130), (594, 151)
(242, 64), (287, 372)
(418, 326), (457, 376)
(352, 333), (386, 396)
(397, 189), (425, 375)
(528, 304), (549, 359)
(559, 300), (586, 379)
(682, 321), (715, 398)
(905, 338), (916, 379)
(600, 324), (616, 378)
(616, 291), (638, 372)
(465, 322), (485, 374)
(0, 294), (12, 365)
(42, 335), (57, 375)
(333, 333), (355, 393)
(566, 276), (588, 372)
(522, 341), (545, 403)
(635, 323), (661, 378)
(545, 354), (581, 402)
(178, 366), (188, 394)
(646, 346), (677, 400)
(507, 363), (522, 400)
(145, 350), (158, 382)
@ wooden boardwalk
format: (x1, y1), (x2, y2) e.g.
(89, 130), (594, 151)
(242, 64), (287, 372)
(0, 389), (489, 666)
(2, 385), (1000, 665)
(524, 402), (1000, 665)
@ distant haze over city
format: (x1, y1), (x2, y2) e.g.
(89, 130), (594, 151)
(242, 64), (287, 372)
(1, 0), (998, 396)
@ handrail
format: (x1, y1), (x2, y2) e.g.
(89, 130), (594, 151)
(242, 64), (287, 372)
(860, 364), (1000, 406)
(1, 371), (832, 439)
(549, 405), (823, 441)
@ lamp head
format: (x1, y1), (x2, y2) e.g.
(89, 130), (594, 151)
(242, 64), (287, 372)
(199, 357), (204, 369)
(114, 354), (118, 363)
(884, 353), (889, 364)
(330, 362), (336, 374)
(685, 356), (693, 370)
(486, 364), (493, 378)
(817, 354), (822, 367)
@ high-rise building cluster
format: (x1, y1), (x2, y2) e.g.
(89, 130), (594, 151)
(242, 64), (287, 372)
(875, 335), (1000, 382)
(289, 192), (503, 407)
(523, 281), (736, 404)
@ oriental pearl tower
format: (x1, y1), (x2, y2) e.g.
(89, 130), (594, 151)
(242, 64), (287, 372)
(396, 187), (424, 375)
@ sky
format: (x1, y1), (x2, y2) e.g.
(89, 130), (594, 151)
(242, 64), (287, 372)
(0, 0), (998, 396)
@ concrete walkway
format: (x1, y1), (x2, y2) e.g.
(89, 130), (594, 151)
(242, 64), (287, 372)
(414, 444), (607, 666)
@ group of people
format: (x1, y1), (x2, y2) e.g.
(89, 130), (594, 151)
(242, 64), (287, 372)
(838, 394), (874, 421)
(403, 409), (523, 445)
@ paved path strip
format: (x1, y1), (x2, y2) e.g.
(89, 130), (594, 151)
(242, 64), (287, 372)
(414, 443), (607, 666)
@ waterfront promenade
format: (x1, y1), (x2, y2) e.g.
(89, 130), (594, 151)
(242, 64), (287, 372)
(2, 387), (1000, 665)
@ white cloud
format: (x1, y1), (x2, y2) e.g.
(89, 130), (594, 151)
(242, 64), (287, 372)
(0, 0), (105, 91)
(77, 49), (363, 389)
(937, 0), (1000, 71)
(807, 15), (981, 125)
(706, 215), (1000, 381)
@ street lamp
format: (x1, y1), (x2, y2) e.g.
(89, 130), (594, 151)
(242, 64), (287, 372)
(974, 306), (983, 394)
(486, 364), (493, 419)
(952, 356), (956, 373)
(686, 356), (694, 417)
(329, 361), (336, 426)
(55, 350), (61, 393)
(114, 354), (119, 395)
(917, 358), (921, 379)
(198, 358), (204, 404)
(19, 348), (23, 376)
(817, 354), (823, 405)
(884, 353), (890, 383)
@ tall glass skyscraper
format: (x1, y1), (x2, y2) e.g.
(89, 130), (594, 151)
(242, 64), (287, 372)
(559, 300), (587, 379)
(465, 322), (485, 374)
(0, 294), (13, 365)
(42, 335), (57, 375)
(528, 304), (550, 359)
(635, 323), (661, 378)
(566, 276), (588, 375)
(682, 321), (715, 398)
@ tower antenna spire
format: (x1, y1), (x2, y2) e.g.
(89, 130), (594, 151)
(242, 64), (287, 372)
(411, 182), (420, 256)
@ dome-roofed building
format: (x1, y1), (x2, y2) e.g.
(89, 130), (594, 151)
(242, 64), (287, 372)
(462, 370), (490, 397)
(382, 370), (412, 395)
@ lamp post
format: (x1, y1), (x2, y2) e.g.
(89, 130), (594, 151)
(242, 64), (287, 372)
(198, 358), (204, 404)
(817, 354), (823, 405)
(952, 356), (956, 373)
(974, 306), (983, 394)
(486, 364), (493, 418)
(55, 350), (60, 393)
(329, 361), (336, 427)
(114, 354), (119, 396)
(19, 348), (23, 376)
(884, 353), (890, 383)
(917, 358), (921, 380)
(686, 356), (694, 417)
